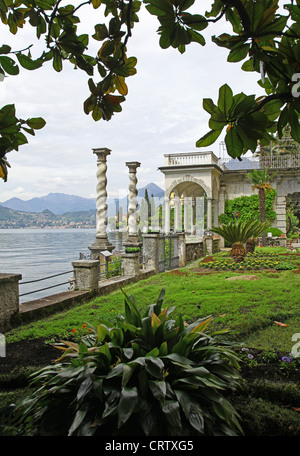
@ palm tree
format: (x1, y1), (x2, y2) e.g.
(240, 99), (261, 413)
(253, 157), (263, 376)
(211, 219), (270, 262)
(246, 167), (277, 246)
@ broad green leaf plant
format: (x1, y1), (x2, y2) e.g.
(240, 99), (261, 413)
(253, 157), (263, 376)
(1, 0), (300, 180)
(7, 287), (243, 436)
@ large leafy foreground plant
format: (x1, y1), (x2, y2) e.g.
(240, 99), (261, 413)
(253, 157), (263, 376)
(10, 288), (243, 436)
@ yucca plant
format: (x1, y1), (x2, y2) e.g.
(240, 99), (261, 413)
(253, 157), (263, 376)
(211, 219), (270, 262)
(7, 288), (243, 437)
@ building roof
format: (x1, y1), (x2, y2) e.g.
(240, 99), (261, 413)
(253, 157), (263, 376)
(224, 157), (260, 171)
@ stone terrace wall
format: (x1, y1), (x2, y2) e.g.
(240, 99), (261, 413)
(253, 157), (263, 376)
(0, 273), (22, 332)
(186, 240), (205, 262)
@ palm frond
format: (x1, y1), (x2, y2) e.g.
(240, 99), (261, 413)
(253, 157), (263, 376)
(211, 219), (270, 245)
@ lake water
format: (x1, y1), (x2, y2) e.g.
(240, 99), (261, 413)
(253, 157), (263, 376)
(0, 229), (126, 303)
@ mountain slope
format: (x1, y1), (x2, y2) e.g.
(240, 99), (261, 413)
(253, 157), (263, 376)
(1, 183), (164, 215)
(1, 193), (96, 214)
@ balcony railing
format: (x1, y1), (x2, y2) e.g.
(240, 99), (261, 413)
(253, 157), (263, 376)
(163, 151), (300, 170)
(164, 152), (219, 166)
(259, 154), (300, 169)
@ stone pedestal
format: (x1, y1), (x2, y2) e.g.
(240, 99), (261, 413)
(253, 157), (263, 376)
(142, 233), (160, 273)
(72, 260), (100, 291)
(177, 232), (186, 267)
(275, 195), (287, 235)
(89, 236), (114, 259)
(89, 147), (114, 258)
(121, 252), (141, 277)
(0, 273), (22, 332)
(204, 235), (213, 255)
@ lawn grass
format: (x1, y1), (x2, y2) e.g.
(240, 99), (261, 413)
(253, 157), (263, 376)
(2, 246), (300, 436)
(5, 248), (300, 354)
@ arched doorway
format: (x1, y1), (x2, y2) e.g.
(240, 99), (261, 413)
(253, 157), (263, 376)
(164, 180), (210, 236)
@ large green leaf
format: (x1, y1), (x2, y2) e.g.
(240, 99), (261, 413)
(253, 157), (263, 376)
(16, 53), (43, 70)
(144, 356), (164, 378)
(122, 289), (142, 327)
(53, 52), (62, 72)
(174, 389), (191, 418)
(196, 129), (222, 147)
(0, 55), (19, 75)
(225, 126), (244, 158)
(227, 43), (250, 63)
(218, 84), (233, 118)
(117, 386), (138, 428)
(149, 380), (167, 401)
(288, 107), (300, 142)
(145, 0), (173, 16)
(181, 13), (207, 31)
(26, 117), (46, 129)
(68, 409), (88, 436)
(161, 400), (182, 433)
(93, 24), (109, 41)
(121, 364), (136, 387)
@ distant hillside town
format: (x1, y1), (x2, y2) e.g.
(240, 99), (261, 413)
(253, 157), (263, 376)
(0, 183), (164, 229)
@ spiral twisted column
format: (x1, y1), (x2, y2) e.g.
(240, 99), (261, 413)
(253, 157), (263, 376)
(125, 161), (141, 244)
(95, 153), (108, 238)
(89, 147), (114, 257)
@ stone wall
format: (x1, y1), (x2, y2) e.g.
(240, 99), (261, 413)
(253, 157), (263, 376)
(72, 260), (100, 291)
(0, 273), (22, 332)
(186, 240), (205, 262)
(121, 252), (141, 277)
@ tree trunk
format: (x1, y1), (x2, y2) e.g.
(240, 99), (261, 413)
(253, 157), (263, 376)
(259, 188), (267, 246)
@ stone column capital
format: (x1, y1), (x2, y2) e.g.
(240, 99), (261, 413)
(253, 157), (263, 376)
(126, 161), (141, 172)
(93, 147), (111, 161)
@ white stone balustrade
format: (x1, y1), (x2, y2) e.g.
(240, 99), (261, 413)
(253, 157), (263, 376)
(164, 152), (219, 166)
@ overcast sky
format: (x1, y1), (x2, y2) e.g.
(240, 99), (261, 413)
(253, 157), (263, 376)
(0, 0), (267, 202)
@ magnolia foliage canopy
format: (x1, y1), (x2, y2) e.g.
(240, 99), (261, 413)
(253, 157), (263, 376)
(0, 0), (300, 181)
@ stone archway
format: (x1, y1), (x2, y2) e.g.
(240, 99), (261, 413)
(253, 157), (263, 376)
(165, 175), (211, 199)
(164, 178), (210, 235)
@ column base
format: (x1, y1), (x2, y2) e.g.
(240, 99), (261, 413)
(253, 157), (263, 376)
(88, 236), (114, 259)
(123, 234), (142, 248)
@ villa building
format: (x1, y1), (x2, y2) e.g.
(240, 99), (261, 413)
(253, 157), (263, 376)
(158, 151), (300, 236)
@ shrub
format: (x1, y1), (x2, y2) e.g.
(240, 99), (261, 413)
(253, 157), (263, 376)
(107, 254), (122, 277)
(124, 247), (140, 253)
(7, 288), (243, 437)
(265, 227), (283, 237)
(218, 190), (277, 225)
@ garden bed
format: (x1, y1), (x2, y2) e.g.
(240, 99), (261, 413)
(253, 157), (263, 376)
(1, 253), (299, 437)
(1, 339), (298, 384)
(1, 337), (299, 437)
(196, 250), (299, 273)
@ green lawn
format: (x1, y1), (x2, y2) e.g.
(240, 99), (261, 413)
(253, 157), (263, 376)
(2, 246), (300, 436)
(6, 248), (300, 354)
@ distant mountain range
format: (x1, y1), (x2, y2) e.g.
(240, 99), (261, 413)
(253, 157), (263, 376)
(0, 183), (164, 215)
